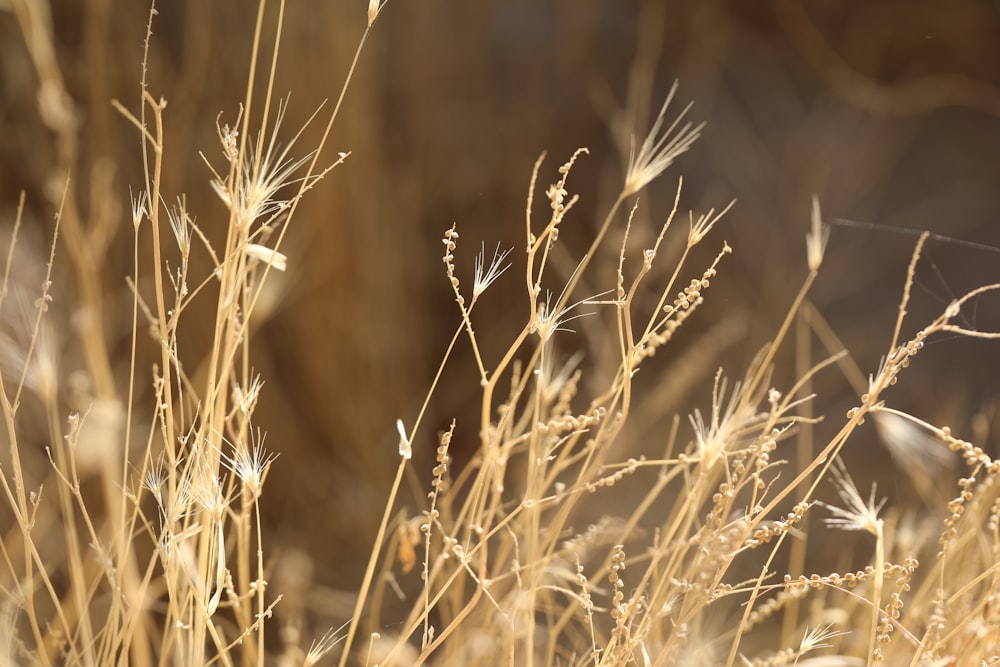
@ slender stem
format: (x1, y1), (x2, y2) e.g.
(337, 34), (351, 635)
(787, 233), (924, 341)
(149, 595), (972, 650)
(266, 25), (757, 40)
(338, 457), (408, 667)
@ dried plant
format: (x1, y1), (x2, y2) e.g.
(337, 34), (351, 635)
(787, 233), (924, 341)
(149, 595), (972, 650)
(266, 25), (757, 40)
(1, 2), (999, 667)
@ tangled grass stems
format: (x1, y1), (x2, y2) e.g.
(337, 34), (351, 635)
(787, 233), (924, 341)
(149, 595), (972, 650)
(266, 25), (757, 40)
(1, 0), (381, 664)
(361, 154), (1000, 666)
(4, 1), (1000, 665)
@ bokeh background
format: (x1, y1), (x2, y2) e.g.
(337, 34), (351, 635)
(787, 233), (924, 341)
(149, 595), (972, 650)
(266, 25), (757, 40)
(2, 0), (999, 625)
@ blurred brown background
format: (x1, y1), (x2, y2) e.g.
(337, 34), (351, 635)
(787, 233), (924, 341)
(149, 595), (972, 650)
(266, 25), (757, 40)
(2, 0), (999, 601)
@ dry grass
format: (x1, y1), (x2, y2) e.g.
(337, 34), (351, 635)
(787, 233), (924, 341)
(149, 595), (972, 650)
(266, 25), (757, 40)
(1, 1), (1000, 666)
